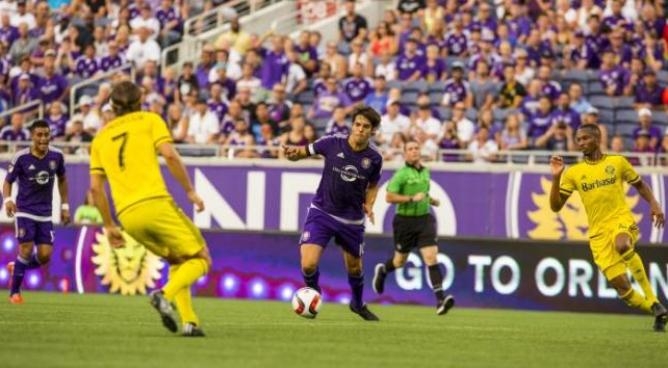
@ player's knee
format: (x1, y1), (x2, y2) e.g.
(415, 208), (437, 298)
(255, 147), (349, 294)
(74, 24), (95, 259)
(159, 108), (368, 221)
(422, 254), (437, 266)
(615, 283), (632, 297)
(301, 265), (318, 275)
(37, 254), (51, 264)
(615, 243), (631, 255)
(346, 263), (363, 276)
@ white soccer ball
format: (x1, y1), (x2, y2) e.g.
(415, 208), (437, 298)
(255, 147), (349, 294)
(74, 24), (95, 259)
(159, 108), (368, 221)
(291, 287), (322, 319)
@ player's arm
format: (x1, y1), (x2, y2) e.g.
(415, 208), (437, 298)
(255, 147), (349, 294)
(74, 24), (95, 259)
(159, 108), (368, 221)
(157, 142), (204, 212)
(281, 144), (310, 161)
(57, 174), (70, 225)
(89, 173), (125, 248)
(549, 155), (571, 212)
(364, 181), (380, 225)
(2, 179), (15, 217)
(632, 179), (665, 228)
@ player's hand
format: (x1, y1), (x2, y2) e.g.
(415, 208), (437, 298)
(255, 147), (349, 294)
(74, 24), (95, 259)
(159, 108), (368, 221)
(61, 208), (71, 225)
(187, 190), (205, 212)
(364, 203), (375, 225)
(4, 200), (16, 217)
(412, 192), (426, 202)
(104, 226), (125, 248)
(430, 197), (440, 207)
(650, 202), (665, 229)
(282, 145), (301, 161)
(549, 155), (565, 177)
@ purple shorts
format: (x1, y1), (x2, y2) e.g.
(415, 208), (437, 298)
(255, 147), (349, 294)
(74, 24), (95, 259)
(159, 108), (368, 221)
(15, 217), (54, 245)
(299, 207), (365, 257)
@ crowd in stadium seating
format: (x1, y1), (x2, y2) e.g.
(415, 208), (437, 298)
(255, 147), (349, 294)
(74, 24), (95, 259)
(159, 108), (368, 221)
(0, 0), (667, 164)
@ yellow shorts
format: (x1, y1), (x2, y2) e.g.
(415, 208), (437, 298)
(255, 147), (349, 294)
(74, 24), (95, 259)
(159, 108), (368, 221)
(589, 221), (639, 280)
(118, 198), (206, 260)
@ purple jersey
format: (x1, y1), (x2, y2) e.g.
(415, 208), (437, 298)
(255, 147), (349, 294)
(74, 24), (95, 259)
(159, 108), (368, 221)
(550, 107), (580, 129)
(38, 74), (68, 104)
(5, 148), (65, 217)
(326, 122), (351, 136)
(46, 114), (68, 138)
(100, 54), (125, 72)
(0, 25), (18, 47)
(635, 84), (663, 105)
(343, 77), (372, 103)
(599, 67), (630, 96)
(259, 49), (288, 89)
(442, 79), (469, 105)
(13, 87), (39, 107)
(312, 78), (327, 96)
(0, 127), (29, 141)
(420, 59), (446, 82)
(527, 111), (553, 139)
(268, 102), (290, 123)
(541, 81), (562, 101)
(156, 7), (179, 29)
(208, 99), (228, 123)
(308, 135), (382, 221)
(75, 56), (100, 79)
(395, 54), (424, 81)
(445, 33), (467, 56)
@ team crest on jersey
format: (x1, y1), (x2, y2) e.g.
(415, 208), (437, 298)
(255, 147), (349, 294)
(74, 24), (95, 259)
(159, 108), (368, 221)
(91, 230), (164, 295)
(35, 171), (50, 185)
(49, 160), (57, 170)
(605, 165), (615, 177)
(17, 227), (25, 238)
(301, 231), (310, 242)
(524, 176), (642, 240)
(361, 158), (371, 169)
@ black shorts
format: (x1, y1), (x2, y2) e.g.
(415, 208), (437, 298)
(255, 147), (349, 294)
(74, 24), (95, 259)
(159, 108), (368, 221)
(392, 214), (437, 253)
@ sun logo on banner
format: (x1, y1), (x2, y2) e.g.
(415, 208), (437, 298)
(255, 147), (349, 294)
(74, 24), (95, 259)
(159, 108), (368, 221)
(527, 177), (642, 240)
(91, 231), (164, 295)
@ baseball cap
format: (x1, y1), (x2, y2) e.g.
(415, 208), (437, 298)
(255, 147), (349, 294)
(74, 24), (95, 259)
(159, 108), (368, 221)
(44, 49), (56, 57)
(638, 108), (652, 118)
(78, 95), (93, 107)
(452, 61), (465, 70)
(586, 106), (599, 115)
(18, 73), (30, 81)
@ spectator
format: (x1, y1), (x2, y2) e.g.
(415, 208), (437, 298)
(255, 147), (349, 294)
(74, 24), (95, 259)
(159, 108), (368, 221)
(207, 83), (228, 124)
(126, 26), (161, 70)
(156, 0), (183, 48)
(607, 28), (632, 68)
(347, 38), (370, 75)
(101, 41), (128, 71)
(64, 119), (94, 154)
(236, 62), (262, 96)
(467, 126), (498, 163)
(215, 16), (252, 55)
(219, 100), (244, 140)
(395, 38), (423, 81)
(469, 60), (496, 110)
(563, 30), (588, 71)
(284, 49), (308, 97)
(513, 48), (535, 86)
(497, 63), (526, 109)
(166, 103), (188, 143)
(609, 134), (625, 154)
(258, 33), (288, 92)
(374, 49), (397, 81)
(632, 108), (662, 150)
(551, 92), (581, 130)
(568, 83), (593, 115)
(267, 83), (291, 124)
(12, 1), (35, 30)
(294, 30), (318, 77)
(256, 122), (279, 159)
(8, 22), (36, 64)
(437, 121), (461, 161)
(196, 44), (215, 91)
(527, 95), (554, 145)
(186, 97), (219, 146)
(0, 112), (29, 141)
(252, 102), (278, 137)
(325, 107), (350, 136)
(443, 15), (468, 57)
(322, 41), (347, 80)
(210, 64), (236, 102)
(73, 44), (100, 80)
(397, 0), (425, 15)
(635, 70), (664, 108)
(209, 48), (242, 82)
(12, 73), (39, 108)
(535, 121), (575, 151)
(383, 131), (407, 162)
(369, 21), (397, 58)
(309, 77), (348, 121)
(45, 102), (68, 140)
(537, 66), (561, 101)
(407, 101), (441, 157)
(278, 116), (309, 159)
(343, 62), (372, 104)
(0, 13), (18, 48)
(377, 100), (410, 148)
(364, 75), (388, 115)
(338, 0), (367, 53)
(599, 48), (632, 97)
(441, 61), (472, 108)
(499, 113), (528, 150)
(632, 129), (654, 158)
(304, 122), (317, 144)
(450, 102), (475, 147)
(224, 118), (256, 158)
(130, 4), (160, 40)
(176, 61), (199, 102)
(74, 190), (103, 225)
(581, 107), (609, 151)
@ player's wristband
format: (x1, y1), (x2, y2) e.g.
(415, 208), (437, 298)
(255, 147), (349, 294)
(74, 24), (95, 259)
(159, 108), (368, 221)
(408, 196), (413, 203)
(61, 203), (70, 210)
(3, 197), (12, 205)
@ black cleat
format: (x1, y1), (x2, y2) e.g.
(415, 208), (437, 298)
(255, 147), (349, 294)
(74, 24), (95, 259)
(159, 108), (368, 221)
(651, 302), (667, 332)
(149, 290), (178, 333)
(182, 322), (205, 337)
(350, 303), (380, 321)
(372, 264), (386, 295)
(436, 295), (455, 316)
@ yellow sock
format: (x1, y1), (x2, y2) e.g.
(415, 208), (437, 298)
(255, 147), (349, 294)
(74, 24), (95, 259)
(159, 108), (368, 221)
(622, 250), (657, 303)
(621, 288), (654, 314)
(166, 265), (199, 326)
(163, 258), (208, 301)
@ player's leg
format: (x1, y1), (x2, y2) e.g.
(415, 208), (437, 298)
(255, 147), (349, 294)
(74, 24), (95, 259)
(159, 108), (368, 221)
(342, 250), (379, 321)
(301, 244), (324, 293)
(168, 264), (204, 337)
(299, 208), (334, 293)
(615, 231), (658, 303)
(9, 218), (43, 302)
(419, 246), (455, 315)
(373, 215), (415, 294)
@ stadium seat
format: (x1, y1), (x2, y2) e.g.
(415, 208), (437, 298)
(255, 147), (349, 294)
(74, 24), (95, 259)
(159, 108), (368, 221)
(657, 70), (668, 85)
(465, 108), (478, 121)
(295, 90), (315, 105)
(562, 69), (591, 84)
(429, 91), (444, 105)
(387, 79), (403, 91)
(587, 82), (605, 97)
(652, 110), (668, 125)
(492, 108), (513, 122)
(616, 109), (638, 124)
(405, 80), (429, 93)
(437, 106), (452, 121)
(614, 121), (637, 136)
(400, 91), (419, 105)
(590, 95), (615, 109)
(428, 80), (447, 92)
(597, 109), (615, 126)
(615, 96), (635, 110)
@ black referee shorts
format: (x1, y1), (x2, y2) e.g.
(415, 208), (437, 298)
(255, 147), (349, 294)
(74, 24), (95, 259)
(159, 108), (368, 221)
(392, 214), (438, 253)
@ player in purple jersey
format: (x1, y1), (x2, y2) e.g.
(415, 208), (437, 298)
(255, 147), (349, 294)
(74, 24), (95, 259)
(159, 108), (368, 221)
(283, 105), (383, 321)
(2, 120), (69, 304)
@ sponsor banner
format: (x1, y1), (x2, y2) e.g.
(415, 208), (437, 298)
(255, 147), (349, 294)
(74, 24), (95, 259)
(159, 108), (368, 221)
(0, 163), (665, 243)
(0, 226), (666, 313)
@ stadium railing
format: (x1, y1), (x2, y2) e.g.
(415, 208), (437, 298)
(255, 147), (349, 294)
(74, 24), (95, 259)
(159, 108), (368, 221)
(0, 100), (44, 123)
(68, 63), (136, 115)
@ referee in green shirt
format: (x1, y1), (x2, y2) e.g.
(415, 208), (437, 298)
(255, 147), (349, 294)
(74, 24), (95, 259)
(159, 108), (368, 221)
(372, 140), (455, 315)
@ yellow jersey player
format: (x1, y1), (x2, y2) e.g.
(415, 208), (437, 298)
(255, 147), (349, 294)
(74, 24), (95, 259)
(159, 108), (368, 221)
(549, 124), (666, 332)
(89, 80), (212, 337)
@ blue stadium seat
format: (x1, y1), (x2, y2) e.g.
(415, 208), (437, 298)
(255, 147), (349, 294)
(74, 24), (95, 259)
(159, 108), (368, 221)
(652, 110), (668, 125)
(465, 108), (478, 121)
(597, 109), (615, 125)
(437, 106), (452, 121)
(615, 121), (637, 137)
(587, 82), (605, 97)
(562, 69), (591, 84)
(295, 90), (315, 105)
(404, 80), (429, 92)
(387, 79), (403, 91)
(657, 70), (668, 85)
(400, 91), (419, 105)
(492, 108), (513, 122)
(615, 96), (635, 110)
(428, 80), (447, 92)
(616, 109), (638, 124)
(429, 91), (443, 105)
(590, 95), (615, 109)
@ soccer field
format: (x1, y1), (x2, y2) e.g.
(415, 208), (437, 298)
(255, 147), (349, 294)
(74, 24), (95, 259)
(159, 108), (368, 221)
(0, 292), (665, 368)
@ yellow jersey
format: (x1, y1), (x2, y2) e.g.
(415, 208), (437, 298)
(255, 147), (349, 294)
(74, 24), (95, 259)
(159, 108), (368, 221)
(559, 155), (641, 237)
(90, 111), (173, 215)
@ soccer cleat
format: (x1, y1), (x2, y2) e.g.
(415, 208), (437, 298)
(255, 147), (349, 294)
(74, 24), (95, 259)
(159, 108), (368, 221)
(7, 262), (14, 290)
(349, 303), (380, 321)
(436, 295), (455, 316)
(182, 322), (205, 337)
(149, 290), (178, 333)
(372, 263), (386, 295)
(8, 293), (23, 304)
(651, 302), (667, 332)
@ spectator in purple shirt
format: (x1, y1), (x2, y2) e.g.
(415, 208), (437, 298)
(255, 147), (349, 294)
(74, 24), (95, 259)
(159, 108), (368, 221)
(325, 107), (351, 136)
(602, 0), (631, 31)
(599, 49), (632, 96)
(0, 13), (18, 48)
(444, 16), (468, 57)
(632, 108), (662, 150)
(259, 34), (289, 91)
(73, 44), (100, 80)
(207, 83), (228, 123)
(309, 77), (349, 121)
(551, 93), (581, 130)
(537, 66), (562, 101)
(195, 44), (215, 92)
(156, 0), (183, 48)
(421, 44), (446, 82)
(441, 61), (472, 108)
(45, 102), (68, 140)
(99, 41), (125, 72)
(343, 63), (372, 104)
(0, 113), (30, 141)
(294, 30), (318, 77)
(13, 73), (39, 108)
(268, 83), (292, 124)
(527, 95), (554, 144)
(38, 52), (69, 105)
(607, 29), (633, 68)
(395, 38), (423, 81)
(563, 31), (589, 70)
(635, 70), (664, 108)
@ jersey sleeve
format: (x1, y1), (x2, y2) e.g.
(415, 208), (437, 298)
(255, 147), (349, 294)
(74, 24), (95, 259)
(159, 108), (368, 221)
(56, 152), (66, 177)
(308, 135), (336, 157)
(619, 156), (641, 184)
(559, 167), (576, 198)
(89, 139), (105, 176)
(368, 156), (382, 186)
(5, 154), (20, 184)
(151, 114), (173, 148)
(386, 167), (404, 194)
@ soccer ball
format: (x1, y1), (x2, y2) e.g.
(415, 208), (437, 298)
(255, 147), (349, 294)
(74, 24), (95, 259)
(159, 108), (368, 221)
(291, 287), (322, 319)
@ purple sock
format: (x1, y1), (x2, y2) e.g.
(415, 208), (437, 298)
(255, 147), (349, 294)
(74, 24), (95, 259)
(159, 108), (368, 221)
(10, 257), (29, 295)
(302, 269), (321, 293)
(348, 273), (364, 310)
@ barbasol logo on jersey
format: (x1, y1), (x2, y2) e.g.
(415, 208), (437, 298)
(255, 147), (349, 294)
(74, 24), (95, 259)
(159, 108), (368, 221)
(35, 171), (50, 185)
(580, 177), (616, 192)
(333, 165), (366, 182)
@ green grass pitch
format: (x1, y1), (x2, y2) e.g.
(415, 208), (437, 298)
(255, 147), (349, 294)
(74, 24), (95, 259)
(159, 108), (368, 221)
(0, 292), (666, 368)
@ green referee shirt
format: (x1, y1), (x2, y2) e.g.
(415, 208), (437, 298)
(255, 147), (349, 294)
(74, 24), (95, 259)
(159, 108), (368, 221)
(386, 163), (431, 216)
